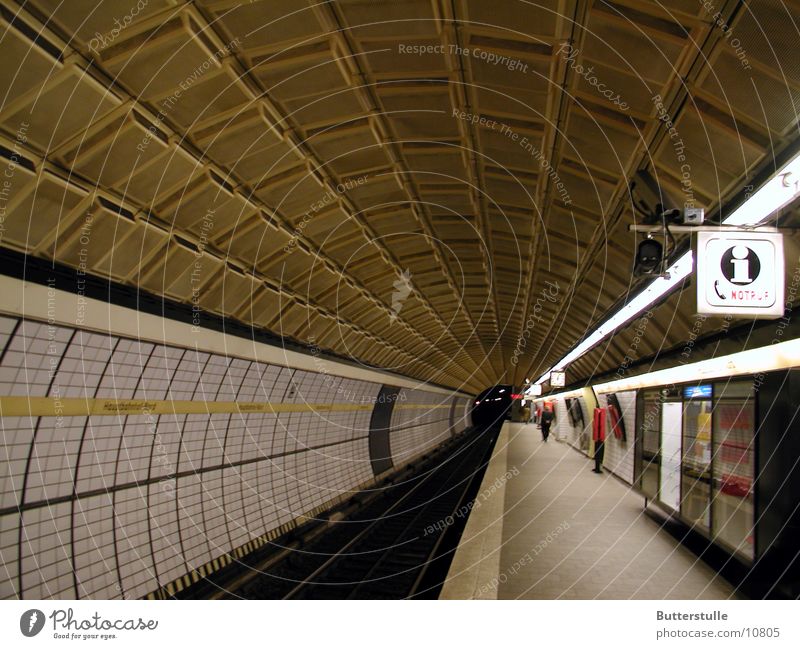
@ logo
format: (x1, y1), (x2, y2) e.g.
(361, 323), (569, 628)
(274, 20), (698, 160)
(389, 269), (413, 322)
(20, 609), (45, 637)
(720, 245), (760, 285)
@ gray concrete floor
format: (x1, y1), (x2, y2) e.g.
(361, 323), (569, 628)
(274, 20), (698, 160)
(441, 423), (740, 599)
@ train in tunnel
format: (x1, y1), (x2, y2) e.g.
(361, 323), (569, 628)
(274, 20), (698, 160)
(470, 385), (513, 429)
(529, 339), (800, 598)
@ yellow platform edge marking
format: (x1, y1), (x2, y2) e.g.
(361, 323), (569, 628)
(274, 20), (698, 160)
(0, 397), (451, 418)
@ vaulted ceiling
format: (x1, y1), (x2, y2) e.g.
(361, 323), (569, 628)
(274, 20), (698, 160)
(1, 0), (799, 395)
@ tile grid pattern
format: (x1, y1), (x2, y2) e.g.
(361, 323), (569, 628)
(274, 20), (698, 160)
(596, 391), (636, 484)
(0, 315), (471, 599)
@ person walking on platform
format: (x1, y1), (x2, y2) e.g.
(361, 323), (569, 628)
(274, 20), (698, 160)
(592, 407), (606, 473)
(540, 406), (554, 442)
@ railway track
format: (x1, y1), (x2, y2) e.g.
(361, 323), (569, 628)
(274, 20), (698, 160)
(192, 423), (498, 599)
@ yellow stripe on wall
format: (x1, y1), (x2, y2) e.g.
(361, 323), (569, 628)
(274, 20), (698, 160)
(0, 397), (451, 418)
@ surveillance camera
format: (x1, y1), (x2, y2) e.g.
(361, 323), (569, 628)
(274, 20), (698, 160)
(630, 168), (682, 223)
(633, 237), (663, 276)
(683, 207), (705, 225)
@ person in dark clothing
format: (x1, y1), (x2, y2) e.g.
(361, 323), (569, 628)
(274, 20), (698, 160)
(540, 408), (554, 442)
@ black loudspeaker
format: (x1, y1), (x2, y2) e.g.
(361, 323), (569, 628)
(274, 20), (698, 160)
(633, 237), (663, 276)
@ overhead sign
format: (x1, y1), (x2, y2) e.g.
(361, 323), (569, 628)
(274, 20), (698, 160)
(550, 371), (566, 387)
(529, 384), (543, 396)
(696, 230), (784, 317)
(683, 384), (712, 399)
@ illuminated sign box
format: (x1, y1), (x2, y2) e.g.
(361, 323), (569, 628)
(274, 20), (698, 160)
(695, 230), (784, 318)
(683, 384), (712, 399)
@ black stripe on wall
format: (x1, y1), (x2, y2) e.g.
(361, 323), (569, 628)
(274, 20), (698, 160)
(448, 398), (458, 436)
(368, 385), (401, 475)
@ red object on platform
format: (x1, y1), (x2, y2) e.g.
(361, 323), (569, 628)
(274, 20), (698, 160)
(592, 407), (606, 442)
(608, 403), (624, 440)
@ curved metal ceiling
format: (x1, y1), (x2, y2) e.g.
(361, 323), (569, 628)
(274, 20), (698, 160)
(1, 0), (799, 394)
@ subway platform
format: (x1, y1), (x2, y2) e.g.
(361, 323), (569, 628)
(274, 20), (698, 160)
(440, 423), (739, 600)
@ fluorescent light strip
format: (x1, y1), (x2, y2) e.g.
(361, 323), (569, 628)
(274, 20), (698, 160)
(553, 251), (693, 371)
(525, 148), (800, 395)
(532, 387), (586, 400)
(528, 251), (692, 391)
(723, 150), (800, 226)
(593, 337), (800, 394)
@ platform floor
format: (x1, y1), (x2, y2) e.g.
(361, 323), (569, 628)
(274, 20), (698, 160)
(439, 423), (739, 599)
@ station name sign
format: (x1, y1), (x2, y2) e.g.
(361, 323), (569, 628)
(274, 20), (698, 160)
(695, 230), (784, 318)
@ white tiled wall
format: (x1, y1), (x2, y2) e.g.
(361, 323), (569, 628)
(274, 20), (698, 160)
(597, 391), (636, 484)
(0, 315), (470, 599)
(537, 396), (591, 454)
(390, 389), (453, 465)
(537, 392), (636, 481)
(552, 398), (572, 443)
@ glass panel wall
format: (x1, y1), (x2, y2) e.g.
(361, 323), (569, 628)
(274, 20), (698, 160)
(635, 380), (757, 563)
(712, 389), (755, 560)
(640, 390), (662, 499)
(681, 397), (712, 530)
(660, 402), (683, 511)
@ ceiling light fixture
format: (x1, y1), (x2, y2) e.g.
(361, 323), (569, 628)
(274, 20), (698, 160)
(525, 147), (800, 394)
